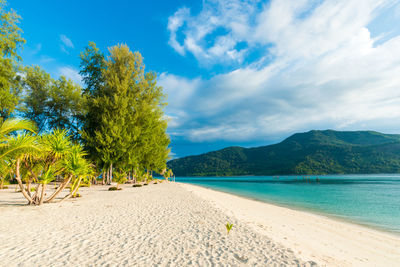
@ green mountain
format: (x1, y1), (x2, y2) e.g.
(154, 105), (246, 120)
(167, 130), (400, 176)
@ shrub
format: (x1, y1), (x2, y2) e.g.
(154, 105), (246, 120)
(108, 186), (122, 191)
(143, 183), (148, 186)
(132, 184), (142, 187)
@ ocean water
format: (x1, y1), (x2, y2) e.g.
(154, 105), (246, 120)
(176, 175), (400, 234)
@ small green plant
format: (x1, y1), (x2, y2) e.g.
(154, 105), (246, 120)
(143, 183), (148, 186)
(226, 223), (233, 234)
(108, 186), (122, 191)
(113, 170), (127, 189)
(132, 184), (142, 187)
(30, 187), (36, 192)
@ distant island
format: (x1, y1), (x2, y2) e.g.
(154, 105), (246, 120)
(167, 130), (400, 176)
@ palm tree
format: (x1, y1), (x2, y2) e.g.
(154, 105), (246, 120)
(0, 118), (38, 198)
(8, 133), (41, 204)
(0, 159), (12, 189)
(60, 144), (93, 201)
(113, 169), (127, 189)
(0, 119), (37, 160)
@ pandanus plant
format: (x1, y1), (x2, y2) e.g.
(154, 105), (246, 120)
(0, 119), (92, 205)
(61, 144), (93, 201)
(0, 159), (13, 189)
(113, 170), (127, 189)
(0, 119), (40, 204)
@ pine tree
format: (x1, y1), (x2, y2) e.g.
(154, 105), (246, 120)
(0, 0), (25, 119)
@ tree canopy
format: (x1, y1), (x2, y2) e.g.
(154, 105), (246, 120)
(0, 0), (171, 205)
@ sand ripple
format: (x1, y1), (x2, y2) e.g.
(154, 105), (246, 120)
(0, 183), (312, 266)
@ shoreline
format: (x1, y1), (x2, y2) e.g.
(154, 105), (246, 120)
(179, 182), (400, 236)
(179, 182), (400, 266)
(1, 182), (399, 266)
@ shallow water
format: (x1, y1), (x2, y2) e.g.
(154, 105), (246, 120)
(176, 175), (400, 234)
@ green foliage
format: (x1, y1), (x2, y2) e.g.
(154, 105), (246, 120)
(226, 223), (233, 234)
(22, 66), (51, 132)
(22, 65), (85, 139)
(108, 186), (121, 191)
(47, 77), (85, 139)
(163, 168), (173, 181)
(0, 0), (25, 119)
(168, 130), (400, 176)
(0, 1), (170, 200)
(81, 43), (170, 181)
(0, 125), (39, 160)
(132, 184), (142, 187)
(113, 170), (127, 188)
(2, 123), (93, 205)
(79, 41), (105, 97)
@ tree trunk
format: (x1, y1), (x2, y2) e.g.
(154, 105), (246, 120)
(14, 159), (33, 204)
(60, 177), (82, 202)
(31, 183), (41, 205)
(39, 183), (46, 205)
(102, 171), (105, 185)
(0, 178), (3, 189)
(44, 175), (72, 203)
(110, 163), (113, 184)
(106, 167), (109, 185)
(72, 177), (82, 197)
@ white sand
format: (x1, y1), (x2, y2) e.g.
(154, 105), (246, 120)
(180, 183), (400, 267)
(0, 183), (312, 266)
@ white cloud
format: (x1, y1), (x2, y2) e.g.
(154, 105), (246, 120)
(168, 8), (190, 55)
(163, 0), (400, 142)
(60, 34), (74, 54)
(167, 0), (258, 65)
(58, 66), (82, 85)
(60, 34), (74, 48)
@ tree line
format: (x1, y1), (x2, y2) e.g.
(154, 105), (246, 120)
(0, 0), (172, 204)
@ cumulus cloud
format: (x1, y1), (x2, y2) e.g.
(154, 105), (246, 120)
(162, 0), (400, 143)
(167, 0), (258, 65)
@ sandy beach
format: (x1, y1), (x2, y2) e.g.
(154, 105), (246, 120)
(1, 182), (399, 266)
(180, 183), (400, 267)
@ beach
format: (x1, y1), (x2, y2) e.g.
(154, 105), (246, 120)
(1, 182), (399, 266)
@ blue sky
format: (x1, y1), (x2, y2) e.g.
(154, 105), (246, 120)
(11, 0), (400, 158)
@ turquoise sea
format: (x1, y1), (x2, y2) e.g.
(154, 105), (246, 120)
(176, 175), (400, 234)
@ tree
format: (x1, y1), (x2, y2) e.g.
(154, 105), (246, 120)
(79, 42), (106, 171)
(9, 127), (92, 205)
(80, 43), (170, 183)
(22, 65), (85, 139)
(60, 144), (93, 201)
(0, 157), (12, 189)
(47, 76), (85, 140)
(0, 0), (25, 119)
(0, 118), (37, 159)
(82, 44), (139, 183)
(79, 41), (105, 97)
(22, 66), (52, 132)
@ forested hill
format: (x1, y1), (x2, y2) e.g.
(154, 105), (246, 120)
(167, 130), (400, 176)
